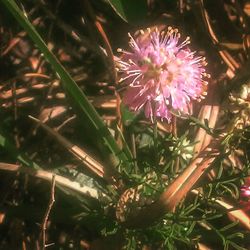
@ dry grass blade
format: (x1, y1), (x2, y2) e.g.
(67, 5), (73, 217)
(194, 88), (220, 155)
(198, 243), (212, 250)
(199, 0), (240, 73)
(192, 189), (250, 231)
(0, 162), (99, 199)
(29, 115), (105, 178)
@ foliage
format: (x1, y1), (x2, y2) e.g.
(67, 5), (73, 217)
(0, 0), (250, 249)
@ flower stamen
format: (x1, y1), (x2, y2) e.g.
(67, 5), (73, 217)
(116, 26), (210, 121)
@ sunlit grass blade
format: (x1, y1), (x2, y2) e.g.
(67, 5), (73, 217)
(1, 0), (130, 169)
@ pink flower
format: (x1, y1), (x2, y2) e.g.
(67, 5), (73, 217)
(240, 178), (250, 213)
(241, 185), (250, 197)
(116, 27), (210, 122)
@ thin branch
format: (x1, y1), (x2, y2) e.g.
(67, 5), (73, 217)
(40, 174), (56, 250)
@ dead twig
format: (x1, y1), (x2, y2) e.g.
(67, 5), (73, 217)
(40, 174), (56, 250)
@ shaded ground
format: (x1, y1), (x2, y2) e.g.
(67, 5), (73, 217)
(1, 0), (250, 249)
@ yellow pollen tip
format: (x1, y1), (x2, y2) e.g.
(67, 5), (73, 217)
(202, 60), (207, 66)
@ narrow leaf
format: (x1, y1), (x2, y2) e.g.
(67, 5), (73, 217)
(107, 0), (147, 23)
(1, 0), (129, 170)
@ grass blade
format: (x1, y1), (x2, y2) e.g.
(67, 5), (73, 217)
(1, 0), (130, 170)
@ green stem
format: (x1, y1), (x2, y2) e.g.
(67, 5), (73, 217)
(153, 114), (158, 166)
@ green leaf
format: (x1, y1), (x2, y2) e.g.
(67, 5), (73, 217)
(1, 0), (130, 170)
(121, 103), (137, 126)
(138, 133), (154, 149)
(107, 0), (147, 23)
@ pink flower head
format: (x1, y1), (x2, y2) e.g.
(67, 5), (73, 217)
(241, 185), (250, 198)
(240, 181), (250, 213)
(116, 27), (210, 122)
